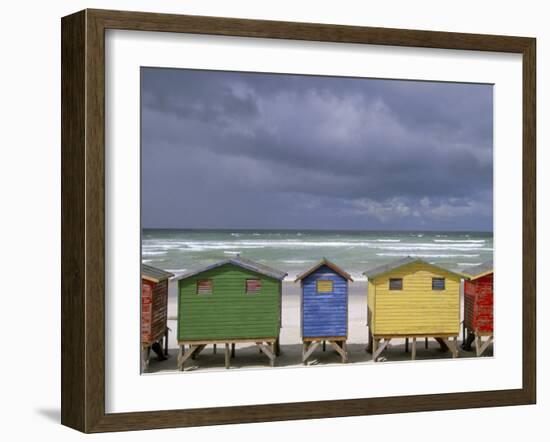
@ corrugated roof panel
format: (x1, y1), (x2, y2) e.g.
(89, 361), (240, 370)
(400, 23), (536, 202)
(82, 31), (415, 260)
(461, 260), (493, 280)
(141, 264), (174, 282)
(176, 256), (287, 281)
(363, 256), (465, 279)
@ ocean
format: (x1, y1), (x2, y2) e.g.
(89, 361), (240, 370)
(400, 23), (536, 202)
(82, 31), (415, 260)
(142, 229), (493, 281)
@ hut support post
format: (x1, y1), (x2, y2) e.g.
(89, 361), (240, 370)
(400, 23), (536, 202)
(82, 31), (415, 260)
(256, 341), (276, 366)
(453, 336), (458, 357)
(275, 337), (281, 356)
(405, 337), (409, 353)
(328, 340), (348, 363)
(190, 344), (206, 360)
(270, 341), (276, 367)
(213, 343), (217, 354)
(141, 345), (150, 372)
(445, 337), (459, 358)
(411, 337), (417, 360)
(435, 337), (449, 351)
(302, 341), (321, 365)
(178, 344), (204, 370)
(372, 338), (390, 362)
(323, 340), (326, 352)
(453, 336), (459, 358)
(177, 345), (183, 370)
(224, 343), (230, 369)
(231, 343), (236, 359)
(425, 337), (429, 349)
(476, 335), (493, 357)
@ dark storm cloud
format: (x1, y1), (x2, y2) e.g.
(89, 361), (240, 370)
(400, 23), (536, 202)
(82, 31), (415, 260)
(141, 68), (493, 231)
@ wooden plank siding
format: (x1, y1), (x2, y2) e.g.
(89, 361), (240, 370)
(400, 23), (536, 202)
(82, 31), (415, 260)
(178, 263), (281, 341)
(464, 273), (493, 334)
(301, 266), (348, 338)
(141, 279), (168, 345)
(371, 262), (461, 336)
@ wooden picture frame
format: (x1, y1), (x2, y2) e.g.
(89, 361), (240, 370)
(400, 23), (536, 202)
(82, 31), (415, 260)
(61, 9), (536, 433)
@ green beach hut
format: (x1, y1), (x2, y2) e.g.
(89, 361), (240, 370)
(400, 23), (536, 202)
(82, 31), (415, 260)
(176, 256), (287, 370)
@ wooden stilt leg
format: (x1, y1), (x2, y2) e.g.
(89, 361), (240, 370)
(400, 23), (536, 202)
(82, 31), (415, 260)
(425, 337), (428, 349)
(475, 335), (481, 357)
(303, 341), (320, 364)
(213, 343), (217, 354)
(270, 341), (276, 367)
(405, 337), (409, 353)
(275, 337), (281, 356)
(328, 340), (346, 362)
(477, 335), (493, 357)
(443, 337), (458, 358)
(453, 336), (458, 358)
(164, 328), (169, 356)
(141, 346), (146, 372)
(231, 343), (235, 358)
(435, 337), (449, 351)
(378, 338), (390, 361)
(302, 342), (308, 365)
(256, 342), (276, 366)
(225, 343), (230, 369)
(141, 346), (149, 372)
(372, 338), (378, 362)
(178, 345), (202, 370)
(411, 337), (417, 360)
(372, 338), (390, 362)
(323, 340), (326, 352)
(177, 345), (183, 371)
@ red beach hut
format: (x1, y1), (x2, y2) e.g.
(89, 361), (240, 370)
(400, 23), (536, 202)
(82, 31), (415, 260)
(461, 261), (493, 356)
(141, 264), (174, 371)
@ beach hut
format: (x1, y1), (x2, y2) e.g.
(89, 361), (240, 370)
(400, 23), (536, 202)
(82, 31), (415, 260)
(176, 256), (287, 370)
(461, 261), (493, 356)
(295, 258), (353, 364)
(141, 264), (174, 371)
(363, 257), (464, 361)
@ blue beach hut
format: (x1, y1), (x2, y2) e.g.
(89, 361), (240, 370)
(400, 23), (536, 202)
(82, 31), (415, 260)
(295, 258), (353, 364)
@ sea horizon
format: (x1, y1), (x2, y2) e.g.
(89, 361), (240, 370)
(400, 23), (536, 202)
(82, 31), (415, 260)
(142, 228), (493, 281)
(142, 227), (493, 234)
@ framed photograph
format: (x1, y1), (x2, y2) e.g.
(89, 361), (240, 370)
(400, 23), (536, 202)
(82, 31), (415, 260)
(61, 9), (536, 433)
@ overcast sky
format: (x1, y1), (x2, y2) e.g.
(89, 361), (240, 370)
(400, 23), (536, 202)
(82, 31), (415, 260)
(141, 68), (493, 232)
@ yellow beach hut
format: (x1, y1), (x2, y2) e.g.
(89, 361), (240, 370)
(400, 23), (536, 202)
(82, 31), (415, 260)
(363, 257), (465, 362)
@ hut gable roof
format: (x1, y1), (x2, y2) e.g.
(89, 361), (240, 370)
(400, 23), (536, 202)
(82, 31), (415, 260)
(294, 258), (353, 282)
(363, 256), (465, 280)
(141, 264), (174, 283)
(461, 260), (493, 280)
(176, 256), (287, 281)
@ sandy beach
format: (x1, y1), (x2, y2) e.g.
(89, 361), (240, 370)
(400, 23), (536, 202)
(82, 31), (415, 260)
(146, 280), (492, 374)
